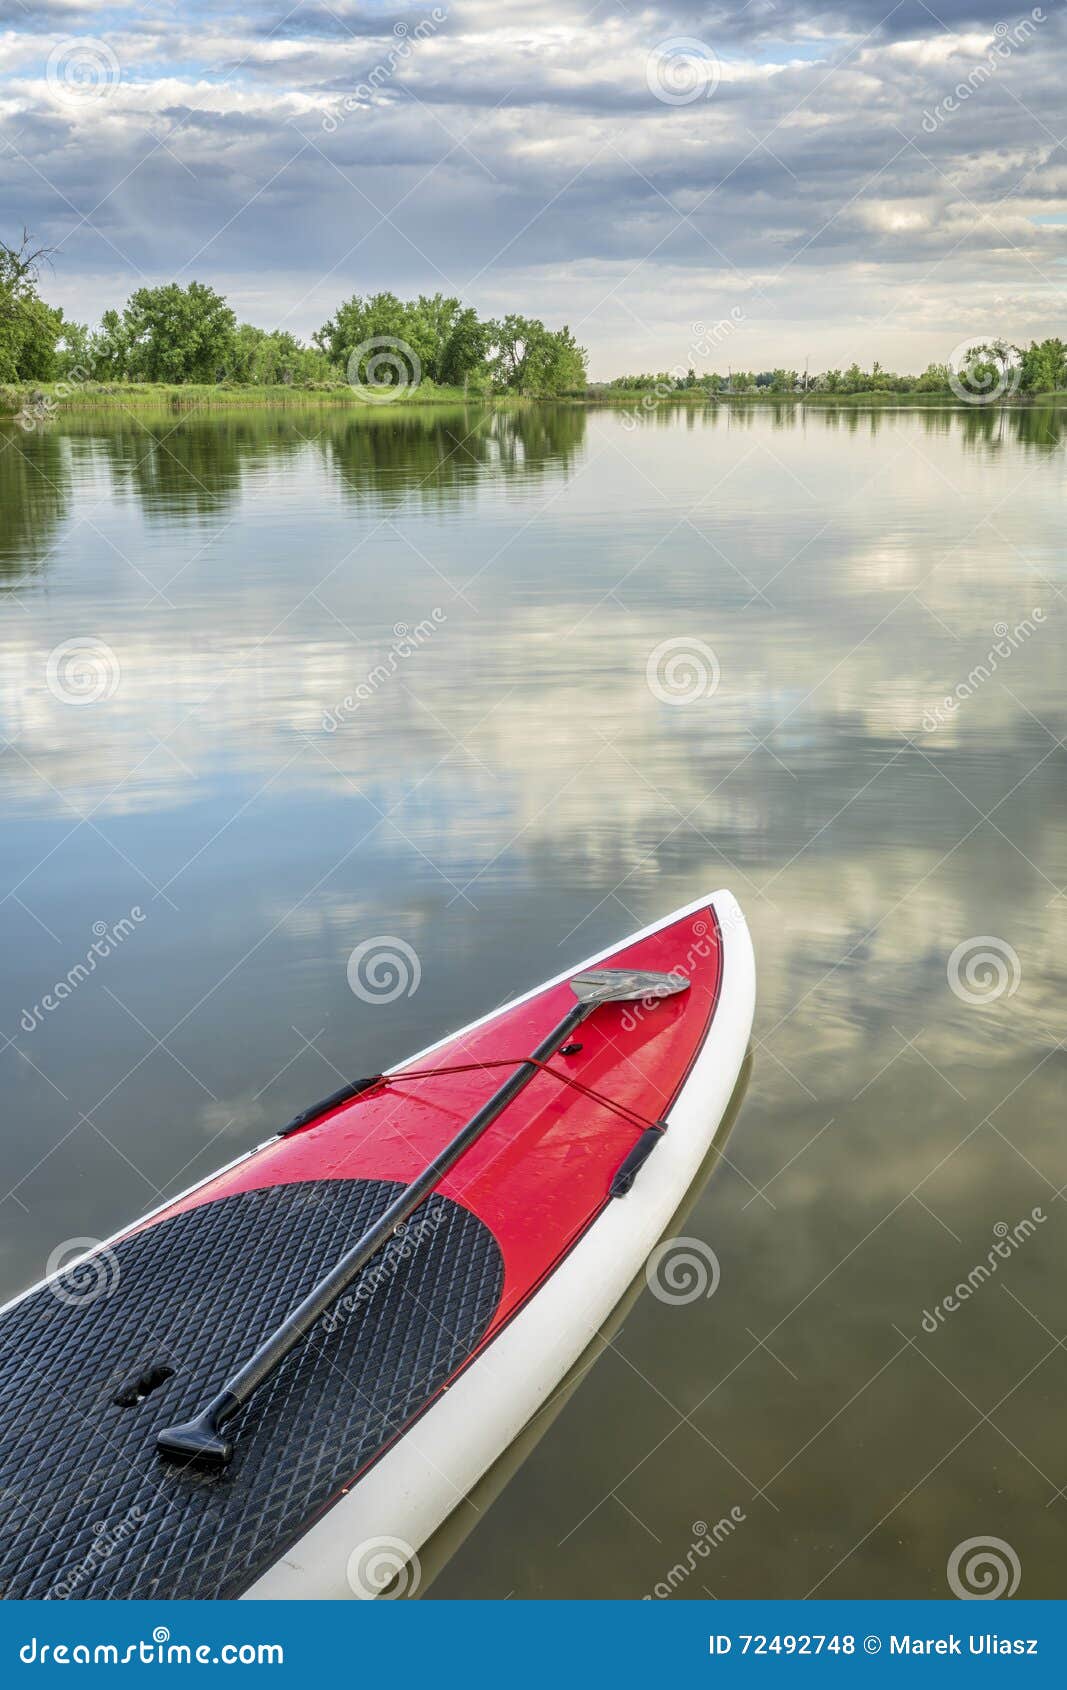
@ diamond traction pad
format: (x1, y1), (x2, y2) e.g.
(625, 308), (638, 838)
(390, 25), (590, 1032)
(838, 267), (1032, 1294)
(0, 1179), (504, 1599)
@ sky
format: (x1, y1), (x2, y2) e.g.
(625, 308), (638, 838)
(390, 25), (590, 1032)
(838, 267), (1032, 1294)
(1, 0), (1064, 377)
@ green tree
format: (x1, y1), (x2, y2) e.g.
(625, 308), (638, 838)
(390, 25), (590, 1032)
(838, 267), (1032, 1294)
(489, 315), (551, 393)
(117, 281), (237, 383)
(1019, 337), (1066, 393)
(915, 362), (948, 392)
(314, 294), (580, 393)
(437, 305), (490, 390)
(406, 293), (460, 382)
(313, 294), (367, 368)
(5, 294), (63, 380)
(0, 233), (64, 381)
(539, 325), (587, 394)
(55, 320), (92, 379)
(489, 315), (588, 395)
(229, 323), (331, 385)
(315, 291), (408, 372)
(88, 309), (132, 379)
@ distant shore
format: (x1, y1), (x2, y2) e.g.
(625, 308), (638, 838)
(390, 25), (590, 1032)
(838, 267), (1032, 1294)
(584, 388), (1067, 407)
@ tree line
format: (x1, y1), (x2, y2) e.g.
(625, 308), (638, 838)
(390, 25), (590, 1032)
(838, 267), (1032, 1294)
(5, 230), (1065, 401)
(602, 341), (1067, 398)
(0, 233), (588, 397)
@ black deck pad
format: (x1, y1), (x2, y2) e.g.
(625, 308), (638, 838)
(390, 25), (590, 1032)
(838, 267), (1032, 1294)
(0, 1179), (504, 1599)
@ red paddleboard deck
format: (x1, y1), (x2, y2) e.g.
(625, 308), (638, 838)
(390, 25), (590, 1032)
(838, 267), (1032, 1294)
(0, 893), (754, 1601)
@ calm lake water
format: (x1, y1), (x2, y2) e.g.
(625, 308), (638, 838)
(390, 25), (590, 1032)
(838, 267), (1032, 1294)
(1, 399), (1064, 1599)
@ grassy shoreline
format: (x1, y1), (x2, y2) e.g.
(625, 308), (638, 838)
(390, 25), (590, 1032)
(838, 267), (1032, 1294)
(4, 381), (1066, 418)
(0, 380), (503, 416)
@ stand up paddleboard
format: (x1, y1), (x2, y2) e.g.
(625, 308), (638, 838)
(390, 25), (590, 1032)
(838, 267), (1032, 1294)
(0, 890), (755, 1600)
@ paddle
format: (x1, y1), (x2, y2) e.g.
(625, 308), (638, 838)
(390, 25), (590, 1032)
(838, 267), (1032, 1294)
(156, 966), (688, 1469)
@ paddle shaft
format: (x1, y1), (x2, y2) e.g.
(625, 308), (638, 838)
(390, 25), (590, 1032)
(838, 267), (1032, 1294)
(158, 999), (590, 1463)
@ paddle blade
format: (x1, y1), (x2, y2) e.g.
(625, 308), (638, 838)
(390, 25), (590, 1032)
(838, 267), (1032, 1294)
(569, 968), (690, 1007)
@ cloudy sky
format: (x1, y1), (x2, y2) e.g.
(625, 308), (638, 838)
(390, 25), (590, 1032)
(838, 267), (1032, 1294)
(1, 0), (1064, 375)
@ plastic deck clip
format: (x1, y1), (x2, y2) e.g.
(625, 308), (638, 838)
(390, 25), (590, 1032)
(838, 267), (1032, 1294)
(609, 1123), (667, 1198)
